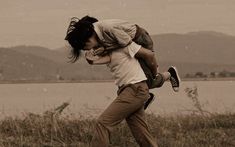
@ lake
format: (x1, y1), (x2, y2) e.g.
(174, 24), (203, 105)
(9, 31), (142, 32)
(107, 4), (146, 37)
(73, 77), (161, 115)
(0, 81), (235, 118)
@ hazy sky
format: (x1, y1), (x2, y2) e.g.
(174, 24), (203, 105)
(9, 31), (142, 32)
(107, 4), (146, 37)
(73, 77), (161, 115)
(0, 0), (234, 49)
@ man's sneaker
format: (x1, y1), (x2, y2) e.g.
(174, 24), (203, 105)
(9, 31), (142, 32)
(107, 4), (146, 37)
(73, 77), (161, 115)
(144, 93), (155, 110)
(168, 66), (181, 92)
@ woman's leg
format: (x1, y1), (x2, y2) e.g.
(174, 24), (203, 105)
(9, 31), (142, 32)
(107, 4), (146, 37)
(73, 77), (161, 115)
(161, 71), (170, 81)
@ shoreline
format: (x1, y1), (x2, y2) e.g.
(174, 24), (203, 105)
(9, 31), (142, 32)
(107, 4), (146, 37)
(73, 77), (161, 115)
(0, 77), (235, 84)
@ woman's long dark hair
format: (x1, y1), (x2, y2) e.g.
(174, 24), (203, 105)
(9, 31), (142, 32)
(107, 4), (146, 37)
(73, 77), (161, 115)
(65, 16), (98, 62)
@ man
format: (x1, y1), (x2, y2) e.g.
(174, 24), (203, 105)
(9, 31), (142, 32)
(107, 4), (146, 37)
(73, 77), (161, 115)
(65, 16), (180, 146)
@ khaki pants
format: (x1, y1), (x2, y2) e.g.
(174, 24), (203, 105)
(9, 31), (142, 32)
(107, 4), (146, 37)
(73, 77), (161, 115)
(90, 81), (158, 147)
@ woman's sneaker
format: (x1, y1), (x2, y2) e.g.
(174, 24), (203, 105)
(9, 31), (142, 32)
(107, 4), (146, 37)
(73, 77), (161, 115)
(168, 66), (181, 92)
(144, 93), (155, 110)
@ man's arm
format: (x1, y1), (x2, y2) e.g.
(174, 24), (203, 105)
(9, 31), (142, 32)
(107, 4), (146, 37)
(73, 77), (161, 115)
(135, 47), (158, 76)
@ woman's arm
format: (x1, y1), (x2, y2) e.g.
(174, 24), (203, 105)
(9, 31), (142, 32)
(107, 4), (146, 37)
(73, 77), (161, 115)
(85, 50), (111, 65)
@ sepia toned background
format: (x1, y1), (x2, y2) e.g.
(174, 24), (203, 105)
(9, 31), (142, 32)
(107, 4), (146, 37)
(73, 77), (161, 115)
(0, 0), (234, 118)
(0, 0), (235, 48)
(0, 1), (235, 146)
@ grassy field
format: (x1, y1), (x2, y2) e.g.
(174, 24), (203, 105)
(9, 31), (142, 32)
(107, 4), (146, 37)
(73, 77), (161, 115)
(0, 112), (234, 147)
(0, 87), (235, 147)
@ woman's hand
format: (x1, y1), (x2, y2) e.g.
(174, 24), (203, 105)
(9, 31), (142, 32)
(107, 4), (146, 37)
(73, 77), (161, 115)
(93, 47), (105, 55)
(85, 49), (111, 65)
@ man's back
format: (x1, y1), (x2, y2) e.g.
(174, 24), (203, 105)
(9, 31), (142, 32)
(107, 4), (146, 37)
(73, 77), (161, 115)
(107, 45), (146, 87)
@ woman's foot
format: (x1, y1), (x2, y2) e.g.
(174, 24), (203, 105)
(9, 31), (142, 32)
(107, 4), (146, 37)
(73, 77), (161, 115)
(144, 93), (155, 110)
(168, 66), (181, 92)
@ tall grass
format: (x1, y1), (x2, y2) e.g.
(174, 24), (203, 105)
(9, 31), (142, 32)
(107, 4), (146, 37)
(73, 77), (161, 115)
(0, 87), (235, 147)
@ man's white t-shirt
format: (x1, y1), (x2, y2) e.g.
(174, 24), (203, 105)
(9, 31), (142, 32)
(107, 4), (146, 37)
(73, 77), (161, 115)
(107, 42), (147, 87)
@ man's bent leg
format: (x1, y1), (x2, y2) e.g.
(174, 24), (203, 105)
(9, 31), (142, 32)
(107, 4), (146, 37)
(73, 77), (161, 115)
(90, 121), (110, 147)
(126, 107), (158, 147)
(90, 82), (149, 147)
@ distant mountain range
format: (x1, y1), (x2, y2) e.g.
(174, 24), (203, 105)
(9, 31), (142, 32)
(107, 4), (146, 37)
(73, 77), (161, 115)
(152, 31), (235, 65)
(0, 31), (234, 82)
